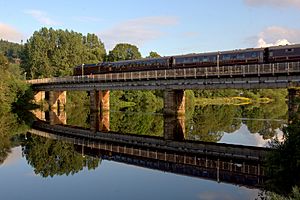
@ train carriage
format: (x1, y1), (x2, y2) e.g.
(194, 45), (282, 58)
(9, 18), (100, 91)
(173, 52), (218, 68)
(219, 48), (264, 65)
(73, 44), (300, 76)
(268, 44), (300, 62)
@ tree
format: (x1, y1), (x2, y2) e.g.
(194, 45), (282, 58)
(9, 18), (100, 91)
(0, 39), (23, 62)
(21, 27), (106, 79)
(147, 51), (161, 58)
(0, 53), (9, 70)
(107, 43), (141, 61)
(83, 33), (106, 63)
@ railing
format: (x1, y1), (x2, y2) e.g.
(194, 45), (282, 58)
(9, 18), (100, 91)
(27, 62), (300, 85)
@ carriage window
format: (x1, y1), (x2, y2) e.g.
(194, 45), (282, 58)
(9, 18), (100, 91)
(251, 52), (257, 57)
(222, 55), (231, 60)
(193, 57), (199, 62)
(203, 57), (208, 62)
(184, 58), (193, 63)
(176, 58), (184, 63)
(237, 54), (245, 59)
(285, 48), (294, 53)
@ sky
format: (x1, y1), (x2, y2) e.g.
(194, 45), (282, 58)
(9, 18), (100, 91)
(1, 0), (300, 57)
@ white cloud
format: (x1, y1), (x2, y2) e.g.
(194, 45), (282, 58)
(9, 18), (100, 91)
(98, 16), (178, 50)
(244, 0), (300, 9)
(257, 38), (291, 47)
(0, 22), (24, 43)
(24, 9), (59, 25)
(254, 26), (300, 47)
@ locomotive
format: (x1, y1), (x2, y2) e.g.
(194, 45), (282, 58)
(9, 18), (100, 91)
(73, 44), (300, 76)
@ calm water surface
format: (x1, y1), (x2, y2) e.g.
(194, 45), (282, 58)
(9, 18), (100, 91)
(1, 103), (288, 200)
(1, 146), (260, 200)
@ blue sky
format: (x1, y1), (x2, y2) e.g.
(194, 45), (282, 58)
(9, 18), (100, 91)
(1, 0), (300, 56)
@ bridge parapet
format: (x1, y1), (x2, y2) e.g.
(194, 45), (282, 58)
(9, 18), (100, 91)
(26, 62), (300, 86)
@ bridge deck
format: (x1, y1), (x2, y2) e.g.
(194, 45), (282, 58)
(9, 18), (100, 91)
(27, 62), (300, 90)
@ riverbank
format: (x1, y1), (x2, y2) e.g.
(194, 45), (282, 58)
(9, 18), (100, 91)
(195, 96), (273, 106)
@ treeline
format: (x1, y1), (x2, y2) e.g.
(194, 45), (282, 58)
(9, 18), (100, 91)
(0, 39), (23, 63)
(0, 53), (35, 165)
(18, 27), (155, 79)
(0, 27), (289, 111)
(0, 54), (32, 113)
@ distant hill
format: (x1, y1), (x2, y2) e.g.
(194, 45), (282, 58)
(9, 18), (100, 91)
(0, 39), (23, 63)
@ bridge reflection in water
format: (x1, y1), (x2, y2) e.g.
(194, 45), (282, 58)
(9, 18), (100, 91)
(29, 108), (269, 189)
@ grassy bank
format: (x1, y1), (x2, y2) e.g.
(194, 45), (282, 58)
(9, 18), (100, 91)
(195, 96), (273, 106)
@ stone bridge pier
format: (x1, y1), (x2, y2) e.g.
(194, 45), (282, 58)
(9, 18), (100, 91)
(90, 111), (110, 132)
(288, 88), (300, 124)
(31, 109), (46, 121)
(90, 90), (110, 132)
(34, 91), (45, 104)
(48, 91), (67, 109)
(90, 90), (110, 112)
(48, 110), (67, 125)
(163, 90), (185, 116)
(164, 115), (186, 140)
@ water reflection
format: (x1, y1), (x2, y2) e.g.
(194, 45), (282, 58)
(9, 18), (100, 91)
(186, 104), (287, 144)
(262, 90), (300, 197)
(0, 98), (297, 199)
(37, 103), (287, 147)
(22, 134), (100, 177)
(24, 125), (266, 188)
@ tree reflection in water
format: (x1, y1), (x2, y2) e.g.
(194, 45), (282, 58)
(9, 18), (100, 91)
(186, 102), (287, 142)
(262, 94), (300, 199)
(22, 134), (101, 177)
(0, 110), (34, 165)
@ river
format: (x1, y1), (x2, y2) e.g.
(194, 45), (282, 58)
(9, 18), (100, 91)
(0, 101), (291, 199)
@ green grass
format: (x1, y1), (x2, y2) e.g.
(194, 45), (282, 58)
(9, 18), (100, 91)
(195, 96), (273, 106)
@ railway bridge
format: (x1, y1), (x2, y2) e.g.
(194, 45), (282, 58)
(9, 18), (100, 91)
(28, 62), (300, 116)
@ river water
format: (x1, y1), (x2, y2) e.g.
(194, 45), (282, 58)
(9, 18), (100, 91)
(0, 102), (288, 200)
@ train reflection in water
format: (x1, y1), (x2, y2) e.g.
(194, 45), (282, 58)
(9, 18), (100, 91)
(28, 118), (269, 189)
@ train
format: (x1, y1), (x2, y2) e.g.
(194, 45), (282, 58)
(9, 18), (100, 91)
(73, 44), (300, 76)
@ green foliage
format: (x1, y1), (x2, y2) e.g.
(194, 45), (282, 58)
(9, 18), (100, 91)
(240, 99), (287, 138)
(66, 91), (89, 107)
(110, 111), (164, 136)
(0, 39), (23, 62)
(264, 187), (300, 200)
(21, 27), (106, 78)
(265, 117), (300, 196)
(193, 89), (287, 101)
(147, 51), (161, 58)
(187, 105), (240, 142)
(0, 111), (33, 165)
(66, 106), (90, 128)
(0, 54), (32, 113)
(23, 134), (100, 177)
(0, 54), (35, 165)
(83, 33), (106, 63)
(0, 53), (9, 68)
(107, 43), (141, 61)
(110, 90), (163, 112)
(194, 89), (241, 98)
